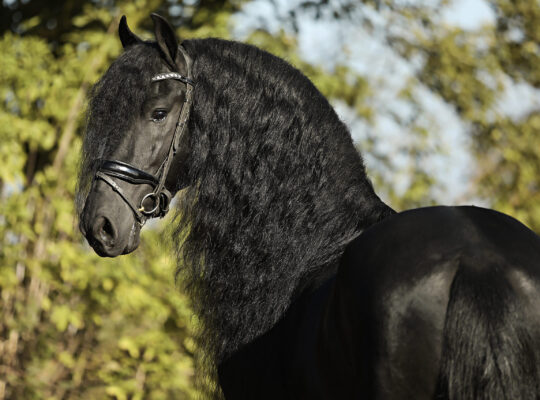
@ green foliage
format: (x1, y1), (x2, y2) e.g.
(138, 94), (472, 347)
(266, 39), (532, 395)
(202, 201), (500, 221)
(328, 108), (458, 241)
(416, 28), (501, 123)
(474, 113), (540, 228)
(388, 0), (540, 230)
(493, 0), (540, 87)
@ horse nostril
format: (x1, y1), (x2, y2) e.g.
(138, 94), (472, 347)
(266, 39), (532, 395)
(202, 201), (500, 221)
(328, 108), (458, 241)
(93, 216), (117, 247)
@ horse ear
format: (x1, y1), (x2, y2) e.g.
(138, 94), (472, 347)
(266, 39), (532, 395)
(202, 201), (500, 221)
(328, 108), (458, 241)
(118, 16), (143, 48)
(151, 13), (180, 70)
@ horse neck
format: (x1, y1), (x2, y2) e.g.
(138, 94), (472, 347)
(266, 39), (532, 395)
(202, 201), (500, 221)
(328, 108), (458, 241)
(217, 273), (346, 398)
(177, 38), (395, 365)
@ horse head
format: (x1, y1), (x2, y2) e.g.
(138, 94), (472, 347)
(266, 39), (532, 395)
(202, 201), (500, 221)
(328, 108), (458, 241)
(78, 14), (193, 257)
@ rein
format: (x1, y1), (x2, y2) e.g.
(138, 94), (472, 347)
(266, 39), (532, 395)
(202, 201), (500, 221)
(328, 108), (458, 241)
(94, 47), (195, 225)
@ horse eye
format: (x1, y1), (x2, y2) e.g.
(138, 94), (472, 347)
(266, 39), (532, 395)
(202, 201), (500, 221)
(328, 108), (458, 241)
(151, 109), (168, 122)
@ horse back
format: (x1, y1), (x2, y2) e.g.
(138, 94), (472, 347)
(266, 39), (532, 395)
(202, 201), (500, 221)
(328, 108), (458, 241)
(331, 205), (540, 399)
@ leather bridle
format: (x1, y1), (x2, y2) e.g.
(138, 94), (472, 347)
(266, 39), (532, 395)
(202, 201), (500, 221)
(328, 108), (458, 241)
(94, 47), (195, 226)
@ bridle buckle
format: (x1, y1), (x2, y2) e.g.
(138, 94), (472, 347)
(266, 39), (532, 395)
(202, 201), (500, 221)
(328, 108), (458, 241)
(138, 191), (171, 217)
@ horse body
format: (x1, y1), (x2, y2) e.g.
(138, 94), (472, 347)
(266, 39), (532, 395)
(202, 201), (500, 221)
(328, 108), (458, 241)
(76, 14), (540, 399)
(219, 206), (540, 399)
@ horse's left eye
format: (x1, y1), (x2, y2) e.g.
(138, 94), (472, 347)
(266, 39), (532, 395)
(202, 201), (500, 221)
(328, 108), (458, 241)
(151, 109), (168, 122)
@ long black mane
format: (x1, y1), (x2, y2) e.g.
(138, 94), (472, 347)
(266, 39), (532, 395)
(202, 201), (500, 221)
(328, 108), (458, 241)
(174, 38), (393, 366)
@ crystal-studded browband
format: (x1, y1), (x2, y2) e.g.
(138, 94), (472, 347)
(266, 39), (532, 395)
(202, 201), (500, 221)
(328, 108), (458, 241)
(152, 72), (195, 87)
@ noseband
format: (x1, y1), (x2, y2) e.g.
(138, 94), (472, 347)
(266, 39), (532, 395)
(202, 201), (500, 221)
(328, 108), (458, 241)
(94, 48), (195, 225)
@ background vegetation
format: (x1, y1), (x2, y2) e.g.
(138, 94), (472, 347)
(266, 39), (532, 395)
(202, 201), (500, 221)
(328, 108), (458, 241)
(0, 0), (538, 398)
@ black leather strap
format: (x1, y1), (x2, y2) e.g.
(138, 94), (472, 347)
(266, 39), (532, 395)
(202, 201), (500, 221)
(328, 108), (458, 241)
(99, 160), (159, 186)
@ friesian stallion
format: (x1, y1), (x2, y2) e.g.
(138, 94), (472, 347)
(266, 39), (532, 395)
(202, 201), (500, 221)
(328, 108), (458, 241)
(77, 14), (540, 399)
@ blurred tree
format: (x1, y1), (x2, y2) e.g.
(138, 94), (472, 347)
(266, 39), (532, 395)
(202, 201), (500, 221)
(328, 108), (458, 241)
(388, 0), (540, 230)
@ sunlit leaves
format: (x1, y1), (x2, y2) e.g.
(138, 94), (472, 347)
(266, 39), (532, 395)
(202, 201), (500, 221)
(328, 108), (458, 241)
(374, 0), (540, 229)
(493, 0), (540, 87)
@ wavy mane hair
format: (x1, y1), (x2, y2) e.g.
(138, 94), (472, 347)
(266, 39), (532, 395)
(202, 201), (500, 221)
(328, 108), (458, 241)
(174, 38), (394, 369)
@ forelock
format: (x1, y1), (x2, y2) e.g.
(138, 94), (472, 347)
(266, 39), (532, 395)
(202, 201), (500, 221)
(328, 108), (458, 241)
(86, 43), (164, 155)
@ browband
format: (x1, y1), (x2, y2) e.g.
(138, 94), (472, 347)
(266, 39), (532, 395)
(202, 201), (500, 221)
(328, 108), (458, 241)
(152, 72), (195, 87)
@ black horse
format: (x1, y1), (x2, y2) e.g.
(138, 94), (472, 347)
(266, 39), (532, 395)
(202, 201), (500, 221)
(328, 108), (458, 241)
(77, 14), (540, 399)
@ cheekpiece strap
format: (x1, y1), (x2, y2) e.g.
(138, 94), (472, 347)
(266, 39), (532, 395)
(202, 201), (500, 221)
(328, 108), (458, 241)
(149, 50), (195, 201)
